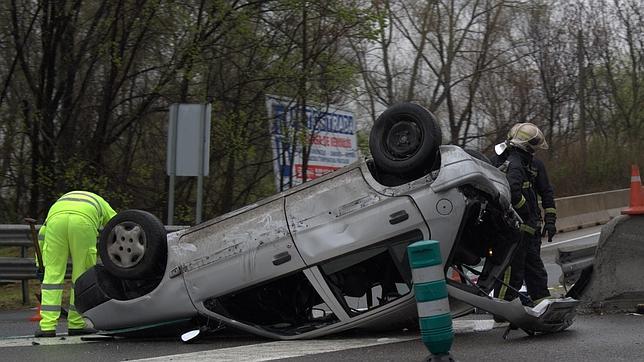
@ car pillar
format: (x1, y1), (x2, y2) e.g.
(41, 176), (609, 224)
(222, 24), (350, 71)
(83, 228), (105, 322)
(407, 240), (455, 361)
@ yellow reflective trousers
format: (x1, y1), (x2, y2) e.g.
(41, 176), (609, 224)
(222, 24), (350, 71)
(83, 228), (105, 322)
(39, 214), (97, 331)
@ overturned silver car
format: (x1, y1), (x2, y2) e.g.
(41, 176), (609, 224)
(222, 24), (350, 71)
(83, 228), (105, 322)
(75, 103), (577, 339)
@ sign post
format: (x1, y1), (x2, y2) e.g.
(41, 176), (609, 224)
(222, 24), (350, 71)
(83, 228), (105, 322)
(167, 103), (211, 225)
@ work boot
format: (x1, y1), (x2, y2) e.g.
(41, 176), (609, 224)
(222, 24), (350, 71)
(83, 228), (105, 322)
(68, 327), (97, 336)
(34, 328), (56, 338)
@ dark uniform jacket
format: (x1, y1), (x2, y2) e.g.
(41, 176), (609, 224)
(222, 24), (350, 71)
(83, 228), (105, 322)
(492, 148), (556, 235)
(532, 158), (556, 216)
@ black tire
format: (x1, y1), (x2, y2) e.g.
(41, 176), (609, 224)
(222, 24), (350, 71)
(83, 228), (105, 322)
(98, 209), (167, 280)
(369, 103), (442, 174)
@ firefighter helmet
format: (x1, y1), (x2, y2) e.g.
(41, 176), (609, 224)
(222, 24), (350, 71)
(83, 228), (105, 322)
(507, 123), (548, 153)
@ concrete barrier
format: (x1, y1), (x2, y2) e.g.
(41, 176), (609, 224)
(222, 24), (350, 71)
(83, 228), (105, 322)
(554, 189), (628, 232)
(580, 215), (644, 313)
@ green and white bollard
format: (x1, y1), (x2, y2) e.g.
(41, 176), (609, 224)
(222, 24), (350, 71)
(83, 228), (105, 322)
(408, 240), (455, 362)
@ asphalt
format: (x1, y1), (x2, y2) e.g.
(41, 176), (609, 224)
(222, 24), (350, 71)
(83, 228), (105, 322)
(2, 309), (643, 362)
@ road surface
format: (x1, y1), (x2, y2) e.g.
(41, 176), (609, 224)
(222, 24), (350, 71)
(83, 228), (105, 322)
(3, 225), (636, 362)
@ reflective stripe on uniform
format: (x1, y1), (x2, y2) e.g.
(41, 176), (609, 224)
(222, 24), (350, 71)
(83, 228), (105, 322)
(520, 224), (536, 234)
(56, 197), (101, 217)
(41, 283), (64, 290)
(38, 234), (45, 240)
(514, 195), (526, 209)
(69, 305), (77, 311)
(545, 208), (557, 215)
(522, 181), (531, 189)
(40, 305), (62, 312)
(64, 191), (104, 219)
(498, 267), (511, 300)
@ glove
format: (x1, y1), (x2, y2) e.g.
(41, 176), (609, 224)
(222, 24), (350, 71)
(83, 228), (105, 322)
(542, 213), (556, 242)
(36, 267), (45, 282)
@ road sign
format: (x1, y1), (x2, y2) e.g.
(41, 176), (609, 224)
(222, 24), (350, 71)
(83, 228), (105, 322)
(266, 95), (357, 191)
(167, 103), (211, 224)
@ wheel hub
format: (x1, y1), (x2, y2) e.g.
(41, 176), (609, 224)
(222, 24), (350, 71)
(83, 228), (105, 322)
(106, 222), (147, 268)
(385, 120), (422, 159)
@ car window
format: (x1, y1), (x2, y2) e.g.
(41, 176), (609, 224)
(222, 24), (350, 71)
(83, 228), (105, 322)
(318, 230), (422, 316)
(206, 271), (339, 336)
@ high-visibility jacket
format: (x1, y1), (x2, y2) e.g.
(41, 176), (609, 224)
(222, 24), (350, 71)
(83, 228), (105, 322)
(36, 191), (117, 331)
(37, 191), (117, 264)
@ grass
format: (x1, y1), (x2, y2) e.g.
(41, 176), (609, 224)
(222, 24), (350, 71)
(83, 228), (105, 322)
(0, 246), (25, 257)
(0, 281), (74, 311)
(1, 245), (40, 310)
(0, 282), (40, 310)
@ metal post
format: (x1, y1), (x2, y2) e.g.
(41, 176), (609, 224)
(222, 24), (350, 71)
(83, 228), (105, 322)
(195, 104), (208, 224)
(407, 240), (455, 361)
(21, 245), (29, 304)
(168, 104), (179, 225)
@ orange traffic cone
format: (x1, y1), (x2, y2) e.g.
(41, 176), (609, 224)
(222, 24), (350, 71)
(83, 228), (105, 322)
(29, 303), (42, 321)
(622, 165), (644, 215)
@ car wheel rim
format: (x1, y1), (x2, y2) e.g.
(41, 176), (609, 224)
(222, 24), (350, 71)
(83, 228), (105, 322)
(385, 119), (422, 160)
(106, 222), (147, 268)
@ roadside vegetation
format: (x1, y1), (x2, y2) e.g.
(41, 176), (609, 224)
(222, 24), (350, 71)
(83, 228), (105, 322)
(0, 0), (642, 225)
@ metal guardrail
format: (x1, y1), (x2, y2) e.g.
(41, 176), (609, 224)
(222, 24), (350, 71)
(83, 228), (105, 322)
(555, 244), (596, 287)
(0, 257), (72, 280)
(0, 224), (39, 247)
(0, 224), (188, 304)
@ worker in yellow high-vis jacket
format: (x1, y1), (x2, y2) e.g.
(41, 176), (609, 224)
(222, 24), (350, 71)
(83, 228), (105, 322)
(35, 191), (116, 338)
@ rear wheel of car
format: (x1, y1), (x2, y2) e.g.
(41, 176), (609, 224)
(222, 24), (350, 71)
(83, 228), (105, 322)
(98, 209), (167, 280)
(369, 103), (442, 175)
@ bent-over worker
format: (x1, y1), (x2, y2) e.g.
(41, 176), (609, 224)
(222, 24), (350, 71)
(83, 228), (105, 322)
(35, 191), (116, 337)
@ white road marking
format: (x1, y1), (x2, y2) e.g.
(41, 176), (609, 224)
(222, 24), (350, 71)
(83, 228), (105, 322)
(453, 319), (497, 332)
(121, 335), (419, 362)
(0, 320), (497, 358)
(0, 334), (96, 348)
(541, 232), (600, 249)
(129, 320), (496, 362)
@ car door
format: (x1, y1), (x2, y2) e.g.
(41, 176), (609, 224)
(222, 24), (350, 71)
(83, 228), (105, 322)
(284, 167), (431, 321)
(178, 197), (306, 305)
(285, 167), (429, 265)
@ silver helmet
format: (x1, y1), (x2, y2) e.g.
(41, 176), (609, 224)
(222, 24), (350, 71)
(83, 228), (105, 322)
(506, 123), (548, 153)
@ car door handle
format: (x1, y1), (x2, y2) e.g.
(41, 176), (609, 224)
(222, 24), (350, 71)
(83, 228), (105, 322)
(389, 210), (409, 225)
(272, 251), (292, 266)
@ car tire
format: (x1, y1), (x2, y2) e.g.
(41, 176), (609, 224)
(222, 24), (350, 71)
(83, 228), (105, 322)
(369, 103), (442, 175)
(98, 209), (167, 280)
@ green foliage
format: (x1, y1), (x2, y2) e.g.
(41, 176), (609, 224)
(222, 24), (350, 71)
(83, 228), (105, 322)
(546, 136), (639, 196)
(357, 129), (370, 158)
(41, 157), (133, 211)
(2, 0), (643, 225)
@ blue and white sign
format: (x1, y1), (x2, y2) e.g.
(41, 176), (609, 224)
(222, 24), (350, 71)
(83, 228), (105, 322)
(266, 95), (358, 191)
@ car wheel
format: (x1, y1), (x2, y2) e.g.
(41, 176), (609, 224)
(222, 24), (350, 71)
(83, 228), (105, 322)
(369, 103), (442, 175)
(98, 209), (167, 279)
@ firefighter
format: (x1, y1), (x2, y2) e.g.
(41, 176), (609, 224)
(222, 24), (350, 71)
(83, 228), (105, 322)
(492, 123), (555, 305)
(35, 191), (117, 337)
